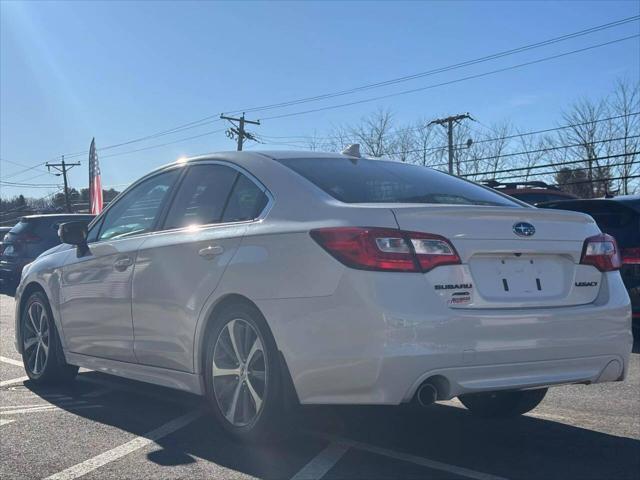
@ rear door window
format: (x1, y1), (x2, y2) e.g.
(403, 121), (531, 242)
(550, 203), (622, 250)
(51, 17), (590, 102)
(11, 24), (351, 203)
(163, 164), (238, 230)
(276, 157), (519, 207)
(222, 174), (268, 223)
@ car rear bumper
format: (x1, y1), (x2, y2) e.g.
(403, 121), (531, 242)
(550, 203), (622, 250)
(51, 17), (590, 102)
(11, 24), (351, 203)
(257, 269), (633, 405)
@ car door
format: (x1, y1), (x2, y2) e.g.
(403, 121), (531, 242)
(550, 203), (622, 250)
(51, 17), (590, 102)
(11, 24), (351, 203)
(131, 162), (270, 372)
(59, 168), (181, 362)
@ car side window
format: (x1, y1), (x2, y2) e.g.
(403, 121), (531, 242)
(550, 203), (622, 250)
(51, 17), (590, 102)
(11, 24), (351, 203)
(222, 174), (268, 223)
(97, 169), (180, 241)
(86, 217), (104, 244)
(163, 164), (238, 230)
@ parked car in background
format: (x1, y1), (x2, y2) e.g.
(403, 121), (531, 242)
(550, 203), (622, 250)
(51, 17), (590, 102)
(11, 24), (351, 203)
(0, 226), (12, 254)
(0, 214), (94, 292)
(540, 196), (639, 334)
(13, 151), (632, 442)
(483, 180), (579, 205)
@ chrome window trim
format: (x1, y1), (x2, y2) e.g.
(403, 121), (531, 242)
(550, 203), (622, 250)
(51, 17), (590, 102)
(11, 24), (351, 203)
(86, 159), (273, 244)
(86, 164), (187, 245)
(154, 159), (274, 235)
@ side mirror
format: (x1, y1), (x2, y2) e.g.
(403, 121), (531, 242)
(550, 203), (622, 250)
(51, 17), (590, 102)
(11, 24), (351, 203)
(59, 221), (88, 247)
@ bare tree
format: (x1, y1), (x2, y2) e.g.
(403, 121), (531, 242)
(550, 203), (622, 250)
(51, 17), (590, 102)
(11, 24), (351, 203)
(410, 121), (440, 166)
(557, 97), (609, 197)
(349, 108), (395, 157)
(391, 125), (416, 163)
(608, 79), (640, 194)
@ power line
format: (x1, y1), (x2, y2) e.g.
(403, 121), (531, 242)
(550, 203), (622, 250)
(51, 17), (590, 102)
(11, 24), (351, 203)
(428, 113), (475, 174)
(260, 34), (640, 121)
(99, 128), (226, 160)
(220, 114), (260, 151)
(227, 15), (640, 116)
(460, 150), (640, 177)
(471, 157), (639, 180)
(382, 112), (640, 158)
(46, 157), (81, 213)
(455, 134), (640, 167)
(54, 16), (639, 160)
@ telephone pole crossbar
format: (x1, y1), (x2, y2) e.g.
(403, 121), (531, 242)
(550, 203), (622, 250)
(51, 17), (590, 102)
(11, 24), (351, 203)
(429, 113), (474, 175)
(220, 113), (260, 151)
(46, 156), (81, 213)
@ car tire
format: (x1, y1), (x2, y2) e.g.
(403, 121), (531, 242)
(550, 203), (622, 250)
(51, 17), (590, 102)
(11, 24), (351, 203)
(458, 388), (548, 418)
(21, 291), (79, 384)
(203, 302), (285, 442)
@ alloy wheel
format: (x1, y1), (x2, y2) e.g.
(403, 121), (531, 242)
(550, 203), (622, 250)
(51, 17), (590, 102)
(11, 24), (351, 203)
(23, 301), (50, 376)
(212, 318), (267, 427)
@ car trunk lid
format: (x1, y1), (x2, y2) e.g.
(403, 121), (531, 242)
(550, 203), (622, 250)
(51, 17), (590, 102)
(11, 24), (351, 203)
(392, 205), (603, 309)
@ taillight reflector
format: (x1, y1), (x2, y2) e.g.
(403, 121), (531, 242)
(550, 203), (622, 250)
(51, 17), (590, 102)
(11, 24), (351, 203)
(310, 227), (460, 273)
(580, 233), (622, 272)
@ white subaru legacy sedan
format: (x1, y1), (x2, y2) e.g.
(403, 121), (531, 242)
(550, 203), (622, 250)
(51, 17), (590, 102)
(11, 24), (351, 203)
(14, 150), (632, 441)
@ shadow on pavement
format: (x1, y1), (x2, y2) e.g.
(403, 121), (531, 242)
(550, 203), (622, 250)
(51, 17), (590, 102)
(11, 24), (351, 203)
(19, 370), (640, 480)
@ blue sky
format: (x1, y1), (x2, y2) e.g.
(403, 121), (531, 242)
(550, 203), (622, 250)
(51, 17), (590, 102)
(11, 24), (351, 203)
(1, 0), (639, 198)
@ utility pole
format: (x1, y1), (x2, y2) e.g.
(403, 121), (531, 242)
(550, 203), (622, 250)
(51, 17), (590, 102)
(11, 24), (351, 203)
(46, 156), (81, 213)
(429, 113), (474, 175)
(220, 113), (260, 151)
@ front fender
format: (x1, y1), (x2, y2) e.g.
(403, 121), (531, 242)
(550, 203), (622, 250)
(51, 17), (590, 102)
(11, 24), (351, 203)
(14, 247), (74, 354)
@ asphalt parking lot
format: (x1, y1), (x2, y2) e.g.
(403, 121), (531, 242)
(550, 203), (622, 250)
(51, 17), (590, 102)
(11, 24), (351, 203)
(1, 294), (639, 480)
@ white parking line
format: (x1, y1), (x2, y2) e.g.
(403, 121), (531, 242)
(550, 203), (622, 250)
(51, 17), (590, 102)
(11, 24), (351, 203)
(290, 441), (350, 480)
(0, 376), (28, 387)
(1, 404), (102, 415)
(311, 433), (509, 480)
(0, 356), (23, 367)
(44, 409), (203, 480)
(0, 418), (15, 427)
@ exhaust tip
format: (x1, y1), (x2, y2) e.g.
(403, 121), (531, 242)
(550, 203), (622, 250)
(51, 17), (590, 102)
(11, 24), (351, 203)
(416, 383), (438, 407)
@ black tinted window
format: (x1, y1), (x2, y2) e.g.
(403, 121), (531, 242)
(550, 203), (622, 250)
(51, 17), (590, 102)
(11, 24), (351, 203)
(277, 157), (519, 207)
(164, 164), (238, 229)
(98, 169), (179, 241)
(544, 201), (639, 248)
(222, 174), (268, 223)
(9, 220), (33, 234)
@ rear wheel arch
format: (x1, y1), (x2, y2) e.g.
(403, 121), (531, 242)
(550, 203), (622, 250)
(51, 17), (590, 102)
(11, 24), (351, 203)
(196, 293), (300, 411)
(196, 294), (272, 375)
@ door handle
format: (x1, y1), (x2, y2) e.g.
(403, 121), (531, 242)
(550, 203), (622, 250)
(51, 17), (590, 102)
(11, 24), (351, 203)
(198, 245), (224, 259)
(114, 256), (133, 271)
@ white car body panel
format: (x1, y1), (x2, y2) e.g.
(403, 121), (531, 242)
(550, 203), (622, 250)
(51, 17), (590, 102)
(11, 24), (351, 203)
(14, 151), (633, 406)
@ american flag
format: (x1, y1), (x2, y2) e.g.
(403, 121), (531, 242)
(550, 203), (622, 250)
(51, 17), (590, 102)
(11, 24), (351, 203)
(89, 138), (103, 215)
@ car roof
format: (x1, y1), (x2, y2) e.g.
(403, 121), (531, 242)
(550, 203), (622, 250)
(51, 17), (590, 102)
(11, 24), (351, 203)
(19, 214), (95, 220)
(500, 188), (576, 196)
(539, 196), (640, 213)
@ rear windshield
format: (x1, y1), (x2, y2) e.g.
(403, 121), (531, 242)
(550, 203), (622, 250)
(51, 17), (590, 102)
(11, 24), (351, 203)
(9, 220), (33, 234)
(276, 157), (520, 207)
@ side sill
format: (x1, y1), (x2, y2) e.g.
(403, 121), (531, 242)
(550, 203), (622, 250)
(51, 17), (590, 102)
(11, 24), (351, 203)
(65, 352), (205, 395)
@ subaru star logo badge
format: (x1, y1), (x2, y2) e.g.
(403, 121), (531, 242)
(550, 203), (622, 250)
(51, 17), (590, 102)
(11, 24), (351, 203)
(513, 222), (536, 237)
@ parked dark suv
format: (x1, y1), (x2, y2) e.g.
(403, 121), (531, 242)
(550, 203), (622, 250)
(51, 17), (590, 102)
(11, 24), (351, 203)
(483, 180), (579, 205)
(540, 196), (640, 333)
(0, 214), (94, 293)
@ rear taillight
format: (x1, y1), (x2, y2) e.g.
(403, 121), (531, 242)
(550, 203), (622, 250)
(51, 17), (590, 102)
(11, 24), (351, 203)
(310, 227), (460, 273)
(17, 233), (41, 244)
(580, 233), (622, 272)
(622, 247), (640, 265)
